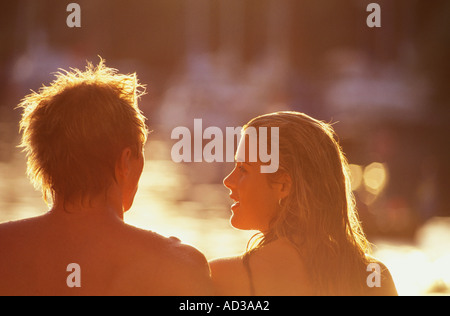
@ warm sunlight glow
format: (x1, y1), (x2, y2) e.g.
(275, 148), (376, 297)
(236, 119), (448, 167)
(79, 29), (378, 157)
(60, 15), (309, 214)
(363, 162), (388, 195)
(124, 158), (254, 260)
(374, 243), (435, 295)
(348, 163), (363, 191)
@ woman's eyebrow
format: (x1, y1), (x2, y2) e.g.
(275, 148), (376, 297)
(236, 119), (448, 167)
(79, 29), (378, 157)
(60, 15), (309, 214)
(234, 159), (255, 168)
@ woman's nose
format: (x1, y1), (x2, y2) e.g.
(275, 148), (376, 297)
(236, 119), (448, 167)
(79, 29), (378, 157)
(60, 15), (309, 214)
(223, 169), (235, 190)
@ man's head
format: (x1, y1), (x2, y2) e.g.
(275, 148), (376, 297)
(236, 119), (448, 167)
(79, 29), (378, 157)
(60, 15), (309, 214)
(18, 59), (148, 208)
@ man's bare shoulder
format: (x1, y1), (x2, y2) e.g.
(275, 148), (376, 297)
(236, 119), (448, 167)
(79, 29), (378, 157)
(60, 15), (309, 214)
(0, 217), (213, 295)
(112, 224), (213, 295)
(121, 224), (207, 265)
(0, 215), (43, 230)
(0, 215), (47, 244)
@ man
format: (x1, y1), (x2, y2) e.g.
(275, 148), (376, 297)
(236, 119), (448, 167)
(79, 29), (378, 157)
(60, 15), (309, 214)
(0, 60), (212, 295)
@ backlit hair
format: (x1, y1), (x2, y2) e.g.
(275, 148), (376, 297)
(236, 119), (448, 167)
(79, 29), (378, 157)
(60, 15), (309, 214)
(243, 111), (371, 295)
(18, 59), (148, 204)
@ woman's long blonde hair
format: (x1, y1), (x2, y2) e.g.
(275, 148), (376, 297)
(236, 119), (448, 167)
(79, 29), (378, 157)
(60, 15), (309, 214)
(244, 111), (371, 295)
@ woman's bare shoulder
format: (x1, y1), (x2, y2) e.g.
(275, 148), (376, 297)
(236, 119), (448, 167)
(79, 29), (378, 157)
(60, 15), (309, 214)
(364, 254), (398, 296)
(209, 255), (246, 281)
(209, 255), (249, 295)
(210, 255), (243, 269)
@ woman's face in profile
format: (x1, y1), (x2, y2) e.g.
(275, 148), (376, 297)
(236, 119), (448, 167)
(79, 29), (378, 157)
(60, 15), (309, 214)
(223, 161), (279, 232)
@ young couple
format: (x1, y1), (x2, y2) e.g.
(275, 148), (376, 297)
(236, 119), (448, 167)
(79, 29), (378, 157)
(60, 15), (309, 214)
(0, 61), (397, 296)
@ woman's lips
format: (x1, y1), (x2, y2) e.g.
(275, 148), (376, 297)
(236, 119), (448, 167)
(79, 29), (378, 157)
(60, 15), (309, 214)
(229, 194), (240, 210)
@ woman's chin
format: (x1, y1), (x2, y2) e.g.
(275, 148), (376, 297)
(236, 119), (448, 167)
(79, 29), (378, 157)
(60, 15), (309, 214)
(230, 213), (242, 230)
(230, 214), (253, 231)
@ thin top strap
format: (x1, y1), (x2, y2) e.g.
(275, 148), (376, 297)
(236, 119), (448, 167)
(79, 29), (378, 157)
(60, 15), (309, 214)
(242, 253), (255, 296)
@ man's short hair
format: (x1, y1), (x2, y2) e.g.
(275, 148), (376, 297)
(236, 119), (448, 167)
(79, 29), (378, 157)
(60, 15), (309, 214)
(18, 59), (148, 204)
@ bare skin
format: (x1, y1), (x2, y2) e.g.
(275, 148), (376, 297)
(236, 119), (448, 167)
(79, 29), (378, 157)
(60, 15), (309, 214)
(0, 210), (212, 296)
(0, 149), (213, 296)
(210, 238), (398, 296)
(210, 238), (312, 296)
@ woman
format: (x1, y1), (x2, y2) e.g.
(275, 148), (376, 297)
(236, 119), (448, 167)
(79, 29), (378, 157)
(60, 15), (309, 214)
(209, 111), (397, 296)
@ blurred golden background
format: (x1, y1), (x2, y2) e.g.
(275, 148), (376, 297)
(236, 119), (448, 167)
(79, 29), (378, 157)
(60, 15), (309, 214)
(0, 0), (449, 295)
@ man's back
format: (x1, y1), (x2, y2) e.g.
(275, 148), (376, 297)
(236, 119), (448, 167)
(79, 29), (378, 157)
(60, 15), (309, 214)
(0, 211), (212, 296)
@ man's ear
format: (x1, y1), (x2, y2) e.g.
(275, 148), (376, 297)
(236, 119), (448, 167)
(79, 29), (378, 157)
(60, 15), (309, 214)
(115, 147), (133, 181)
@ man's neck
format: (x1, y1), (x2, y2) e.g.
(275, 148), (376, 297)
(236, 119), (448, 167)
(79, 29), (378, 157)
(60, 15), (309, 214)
(49, 193), (124, 222)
